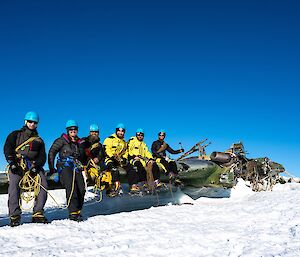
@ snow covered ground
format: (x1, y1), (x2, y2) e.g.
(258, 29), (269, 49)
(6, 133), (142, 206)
(0, 180), (300, 257)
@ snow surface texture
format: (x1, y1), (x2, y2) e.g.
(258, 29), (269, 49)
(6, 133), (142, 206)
(0, 180), (300, 257)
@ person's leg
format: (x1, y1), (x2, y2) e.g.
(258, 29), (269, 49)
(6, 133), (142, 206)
(8, 172), (22, 217)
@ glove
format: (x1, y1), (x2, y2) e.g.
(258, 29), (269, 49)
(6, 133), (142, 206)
(50, 172), (60, 183)
(10, 162), (20, 175)
(146, 159), (155, 165)
(180, 149), (185, 153)
(29, 167), (38, 178)
(121, 158), (128, 166)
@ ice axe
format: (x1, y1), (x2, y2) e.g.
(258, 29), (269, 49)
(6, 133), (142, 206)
(179, 142), (184, 152)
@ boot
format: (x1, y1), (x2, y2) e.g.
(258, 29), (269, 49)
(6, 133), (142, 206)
(140, 181), (150, 193)
(169, 172), (183, 186)
(107, 181), (123, 197)
(129, 184), (141, 195)
(69, 211), (83, 222)
(10, 215), (21, 227)
(154, 179), (163, 189)
(32, 211), (49, 224)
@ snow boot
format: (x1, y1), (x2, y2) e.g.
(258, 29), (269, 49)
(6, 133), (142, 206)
(32, 211), (49, 224)
(169, 172), (183, 187)
(107, 181), (123, 197)
(69, 211), (83, 222)
(129, 184), (142, 195)
(10, 215), (21, 227)
(154, 179), (163, 189)
(139, 182), (152, 194)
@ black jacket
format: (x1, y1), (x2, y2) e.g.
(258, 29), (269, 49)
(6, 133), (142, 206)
(48, 133), (84, 171)
(151, 140), (181, 159)
(80, 135), (105, 166)
(4, 126), (46, 169)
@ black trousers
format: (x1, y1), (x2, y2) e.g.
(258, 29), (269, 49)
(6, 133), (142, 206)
(60, 166), (85, 213)
(106, 159), (121, 182)
(127, 161), (160, 186)
(159, 158), (179, 174)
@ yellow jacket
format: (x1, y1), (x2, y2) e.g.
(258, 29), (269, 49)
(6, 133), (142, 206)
(103, 133), (128, 159)
(127, 136), (153, 161)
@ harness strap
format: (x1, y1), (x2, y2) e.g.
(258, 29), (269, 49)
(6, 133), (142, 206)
(90, 142), (100, 151)
(15, 136), (39, 152)
(157, 142), (168, 154)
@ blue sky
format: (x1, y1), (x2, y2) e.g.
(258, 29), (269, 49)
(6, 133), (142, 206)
(0, 0), (299, 176)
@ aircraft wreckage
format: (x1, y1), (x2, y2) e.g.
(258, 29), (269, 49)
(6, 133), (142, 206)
(0, 140), (285, 198)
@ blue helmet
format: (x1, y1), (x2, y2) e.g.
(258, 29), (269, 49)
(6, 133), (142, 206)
(136, 128), (144, 134)
(90, 124), (99, 132)
(116, 123), (125, 130)
(66, 119), (78, 129)
(158, 129), (166, 135)
(24, 111), (39, 123)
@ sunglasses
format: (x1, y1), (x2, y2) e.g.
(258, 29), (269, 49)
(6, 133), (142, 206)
(27, 120), (38, 125)
(137, 133), (144, 136)
(159, 134), (165, 137)
(68, 129), (78, 132)
(117, 129), (125, 132)
(90, 131), (99, 133)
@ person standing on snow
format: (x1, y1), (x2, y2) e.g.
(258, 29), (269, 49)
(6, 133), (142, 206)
(103, 123), (128, 197)
(151, 129), (184, 185)
(4, 111), (48, 226)
(127, 128), (161, 194)
(48, 120), (85, 222)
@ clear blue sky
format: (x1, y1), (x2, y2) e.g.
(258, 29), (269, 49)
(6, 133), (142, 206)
(0, 0), (299, 176)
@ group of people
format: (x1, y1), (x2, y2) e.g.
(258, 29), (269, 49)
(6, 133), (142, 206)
(3, 111), (184, 227)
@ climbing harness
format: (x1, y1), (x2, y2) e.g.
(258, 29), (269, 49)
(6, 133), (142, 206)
(57, 156), (84, 208)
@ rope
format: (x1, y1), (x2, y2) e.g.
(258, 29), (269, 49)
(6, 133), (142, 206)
(18, 171), (62, 209)
(15, 136), (38, 152)
(92, 175), (105, 202)
(146, 161), (155, 193)
(283, 170), (298, 182)
(19, 171), (41, 211)
(66, 168), (76, 208)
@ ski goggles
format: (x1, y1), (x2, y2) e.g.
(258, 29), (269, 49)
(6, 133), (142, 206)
(27, 120), (38, 125)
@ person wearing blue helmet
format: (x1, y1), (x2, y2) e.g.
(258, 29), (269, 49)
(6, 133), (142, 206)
(127, 128), (162, 194)
(102, 123), (128, 197)
(151, 129), (184, 185)
(4, 111), (48, 226)
(48, 120), (86, 222)
(81, 124), (106, 184)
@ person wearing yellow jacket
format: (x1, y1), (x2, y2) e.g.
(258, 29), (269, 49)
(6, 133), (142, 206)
(103, 123), (128, 196)
(127, 128), (161, 194)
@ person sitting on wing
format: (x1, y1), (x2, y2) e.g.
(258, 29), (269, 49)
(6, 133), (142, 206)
(127, 128), (162, 194)
(81, 124), (112, 192)
(103, 123), (128, 197)
(151, 129), (184, 185)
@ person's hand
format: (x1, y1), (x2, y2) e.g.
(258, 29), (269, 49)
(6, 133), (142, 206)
(10, 162), (20, 175)
(180, 149), (185, 153)
(134, 156), (141, 161)
(147, 158), (155, 164)
(29, 167), (38, 178)
(93, 157), (99, 164)
(51, 172), (60, 183)
(121, 158), (128, 166)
